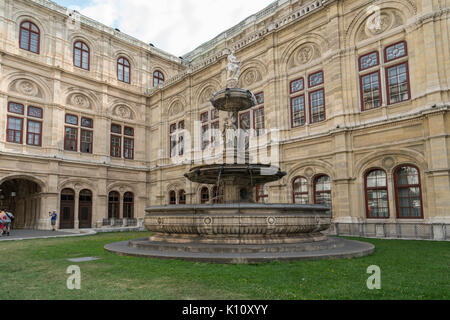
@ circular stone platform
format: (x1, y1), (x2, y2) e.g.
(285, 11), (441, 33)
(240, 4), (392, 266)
(104, 237), (374, 264)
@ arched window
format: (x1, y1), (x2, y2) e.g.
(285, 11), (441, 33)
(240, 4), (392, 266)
(293, 177), (308, 204)
(394, 165), (423, 219)
(314, 175), (332, 208)
(153, 70), (164, 87)
(169, 190), (176, 205)
(123, 192), (134, 218)
(117, 57), (131, 83)
(19, 21), (40, 54)
(200, 187), (209, 204)
(74, 41), (90, 70)
(108, 191), (120, 218)
(365, 169), (389, 218)
(178, 190), (186, 205)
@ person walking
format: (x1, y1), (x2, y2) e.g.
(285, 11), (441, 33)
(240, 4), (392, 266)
(0, 209), (11, 236)
(5, 211), (14, 236)
(49, 210), (57, 231)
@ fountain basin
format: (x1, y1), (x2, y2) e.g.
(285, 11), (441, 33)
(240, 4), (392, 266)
(144, 204), (331, 245)
(210, 88), (257, 112)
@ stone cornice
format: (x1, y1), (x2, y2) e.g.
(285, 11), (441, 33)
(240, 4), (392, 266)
(147, 0), (334, 95)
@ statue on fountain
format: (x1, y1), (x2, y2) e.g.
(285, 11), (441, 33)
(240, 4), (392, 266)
(226, 50), (241, 88)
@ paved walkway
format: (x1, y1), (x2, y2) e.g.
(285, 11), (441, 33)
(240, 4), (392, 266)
(0, 229), (96, 241)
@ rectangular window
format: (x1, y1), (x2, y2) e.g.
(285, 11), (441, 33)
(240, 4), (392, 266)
(124, 126), (134, 136)
(253, 107), (265, 135)
(27, 120), (42, 146)
(291, 95), (306, 127)
(290, 78), (304, 94)
(64, 127), (77, 151)
(28, 106), (43, 119)
(360, 71), (382, 111)
(110, 135), (121, 157)
(8, 102), (24, 115)
(124, 137), (134, 159)
(386, 63), (410, 105)
(359, 51), (379, 71)
(309, 89), (326, 123)
(7, 116), (23, 144)
(385, 41), (407, 62)
(111, 124), (121, 134)
(309, 71), (324, 88)
(81, 117), (93, 128)
(65, 114), (78, 125)
(81, 129), (93, 154)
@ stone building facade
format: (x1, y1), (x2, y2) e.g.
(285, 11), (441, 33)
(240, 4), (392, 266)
(0, 0), (449, 240)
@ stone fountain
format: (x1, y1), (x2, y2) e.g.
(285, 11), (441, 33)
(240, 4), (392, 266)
(105, 50), (374, 263)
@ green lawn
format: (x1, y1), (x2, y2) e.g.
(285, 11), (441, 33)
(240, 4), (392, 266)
(1, 232), (448, 300)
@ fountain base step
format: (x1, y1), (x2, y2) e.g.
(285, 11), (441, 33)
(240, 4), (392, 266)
(105, 237), (374, 264)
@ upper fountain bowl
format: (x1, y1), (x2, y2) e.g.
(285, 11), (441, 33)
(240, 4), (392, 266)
(210, 88), (257, 113)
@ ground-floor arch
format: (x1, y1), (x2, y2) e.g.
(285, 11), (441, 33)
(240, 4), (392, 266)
(0, 178), (42, 229)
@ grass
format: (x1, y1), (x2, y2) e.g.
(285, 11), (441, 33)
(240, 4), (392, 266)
(1, 232), (448, 300)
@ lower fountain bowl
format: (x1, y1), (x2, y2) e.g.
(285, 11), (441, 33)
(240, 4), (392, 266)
(104, 204), (375, 263)
(144, 203), (331, 245)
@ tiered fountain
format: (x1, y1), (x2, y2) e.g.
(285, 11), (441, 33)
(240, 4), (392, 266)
(105, 51), (374, 263)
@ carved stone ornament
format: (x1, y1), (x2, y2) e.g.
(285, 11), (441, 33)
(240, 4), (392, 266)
(17, 80), (39, 97)
(365, 12), (393, 36)
(114, 105), (133, 119)
(70, 94), (90, 109)
(304, 167), (315, 178)
(169, 102), (183, 116)
(382, 157), (396, 169)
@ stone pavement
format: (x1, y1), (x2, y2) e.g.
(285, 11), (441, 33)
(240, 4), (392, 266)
(0, 229), (96, 241)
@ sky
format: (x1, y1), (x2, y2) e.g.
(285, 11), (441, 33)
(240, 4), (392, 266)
(53, 0), (276, 57)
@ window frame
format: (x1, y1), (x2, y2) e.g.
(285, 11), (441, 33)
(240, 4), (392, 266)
(117, 57), (131, 84)
(292, 176), (309, 204)
(169, 190), (176, 205)
(26, 119), (42, 147)
(364, 168), (390, 219)
(80, 129), (93, 154)
(385, 61), (411, 106)
(123, 192), (134, 218)
(358, 51), (380, 72)
(393, 164), (424, 219)
(64, 126), (78, 152)
(6, 116), (24, 144)
(73, 40), (90, 71)
(153, 70), (164, 87)
(19, 21), (40, 54)
(308, 88), (326, 124)
(359, 70), (383, 111)
(384, 40), (408, 63)
(289, 77), (305, 95)
(8, 102), (25, 115)
(108, 191), (120, 219)
(290, 94), (306, 128)
(308, 70), (324, 88)
(313, 174), (332, 208)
